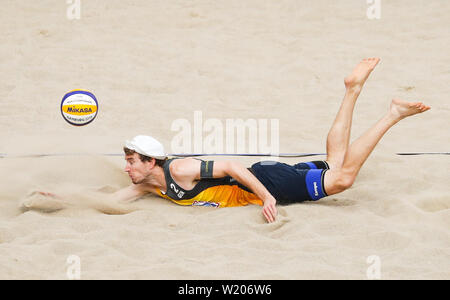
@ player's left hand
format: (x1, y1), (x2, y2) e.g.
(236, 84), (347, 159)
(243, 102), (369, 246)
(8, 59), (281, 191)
(262, 196), (277, 223)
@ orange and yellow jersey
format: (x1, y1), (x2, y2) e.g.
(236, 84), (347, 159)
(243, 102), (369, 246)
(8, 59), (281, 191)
(155, 158), (263, 208)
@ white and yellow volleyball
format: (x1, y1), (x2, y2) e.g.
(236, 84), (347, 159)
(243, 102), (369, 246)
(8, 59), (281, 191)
(61, 90), (98, 126)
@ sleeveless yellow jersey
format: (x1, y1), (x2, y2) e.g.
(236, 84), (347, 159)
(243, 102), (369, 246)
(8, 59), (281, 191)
(155, 158), (263, 208)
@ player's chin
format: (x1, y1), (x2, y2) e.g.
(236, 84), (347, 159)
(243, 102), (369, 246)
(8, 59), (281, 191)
(131, 177), (144, 185)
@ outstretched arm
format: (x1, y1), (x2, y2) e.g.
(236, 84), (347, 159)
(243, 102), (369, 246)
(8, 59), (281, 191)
(36, 184), (147, 204)
(29, 184), (150, 214)
(109, 184), (149, 203)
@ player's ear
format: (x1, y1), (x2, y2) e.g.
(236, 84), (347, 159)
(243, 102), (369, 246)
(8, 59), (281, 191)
(144, 157), (157, 169)
(151, 158), (158, 168)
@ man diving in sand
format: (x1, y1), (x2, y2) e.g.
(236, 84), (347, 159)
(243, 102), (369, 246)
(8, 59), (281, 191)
(38, 58), (430, 223)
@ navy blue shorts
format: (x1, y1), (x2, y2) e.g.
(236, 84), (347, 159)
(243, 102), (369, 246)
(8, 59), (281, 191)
(250, 160), (330, 205)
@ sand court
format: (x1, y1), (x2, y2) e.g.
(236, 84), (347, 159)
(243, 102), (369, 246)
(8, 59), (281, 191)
(0, 0), (449, 279)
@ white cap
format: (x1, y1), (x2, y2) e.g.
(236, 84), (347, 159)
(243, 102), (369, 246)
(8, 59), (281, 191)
(125, 135), (167, 160)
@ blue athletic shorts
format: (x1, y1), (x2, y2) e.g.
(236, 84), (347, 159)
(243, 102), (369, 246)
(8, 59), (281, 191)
(250, 160), (330, 204)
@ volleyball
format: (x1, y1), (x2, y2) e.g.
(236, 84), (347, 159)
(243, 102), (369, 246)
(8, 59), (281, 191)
(61, 90), (98, 126)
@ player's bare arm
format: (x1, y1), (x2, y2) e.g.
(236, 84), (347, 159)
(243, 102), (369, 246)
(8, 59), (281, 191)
(34, 182), (149, 207)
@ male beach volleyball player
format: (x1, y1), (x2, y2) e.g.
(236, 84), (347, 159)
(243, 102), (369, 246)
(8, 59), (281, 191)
(38, 58), (430, 223)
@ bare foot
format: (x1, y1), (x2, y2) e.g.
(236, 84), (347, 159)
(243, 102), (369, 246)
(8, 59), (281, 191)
(344, 58), (381, 93)
(389, 98), (431, 120)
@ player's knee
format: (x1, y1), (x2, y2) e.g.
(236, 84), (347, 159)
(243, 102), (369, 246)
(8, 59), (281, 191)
(324, 169), (356, 195)
(335, 172), (355, 191)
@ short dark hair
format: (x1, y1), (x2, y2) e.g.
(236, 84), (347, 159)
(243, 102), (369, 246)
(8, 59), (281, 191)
(123, 147), (167, 167)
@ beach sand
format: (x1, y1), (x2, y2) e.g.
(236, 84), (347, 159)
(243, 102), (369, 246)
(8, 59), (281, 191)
(0, 0), (449, 279)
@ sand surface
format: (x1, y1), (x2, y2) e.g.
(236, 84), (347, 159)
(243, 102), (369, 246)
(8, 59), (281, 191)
(0, 0), (449, 279)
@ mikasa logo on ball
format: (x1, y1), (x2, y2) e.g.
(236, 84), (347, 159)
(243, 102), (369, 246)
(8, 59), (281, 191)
(61, 90), (98, 126)
(66, 106), (93, 113)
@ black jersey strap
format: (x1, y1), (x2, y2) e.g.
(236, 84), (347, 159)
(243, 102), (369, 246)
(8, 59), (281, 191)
(200, 160), (214, 179)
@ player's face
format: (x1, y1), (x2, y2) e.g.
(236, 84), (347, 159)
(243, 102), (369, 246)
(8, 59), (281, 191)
(124, 153), (151, 184)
